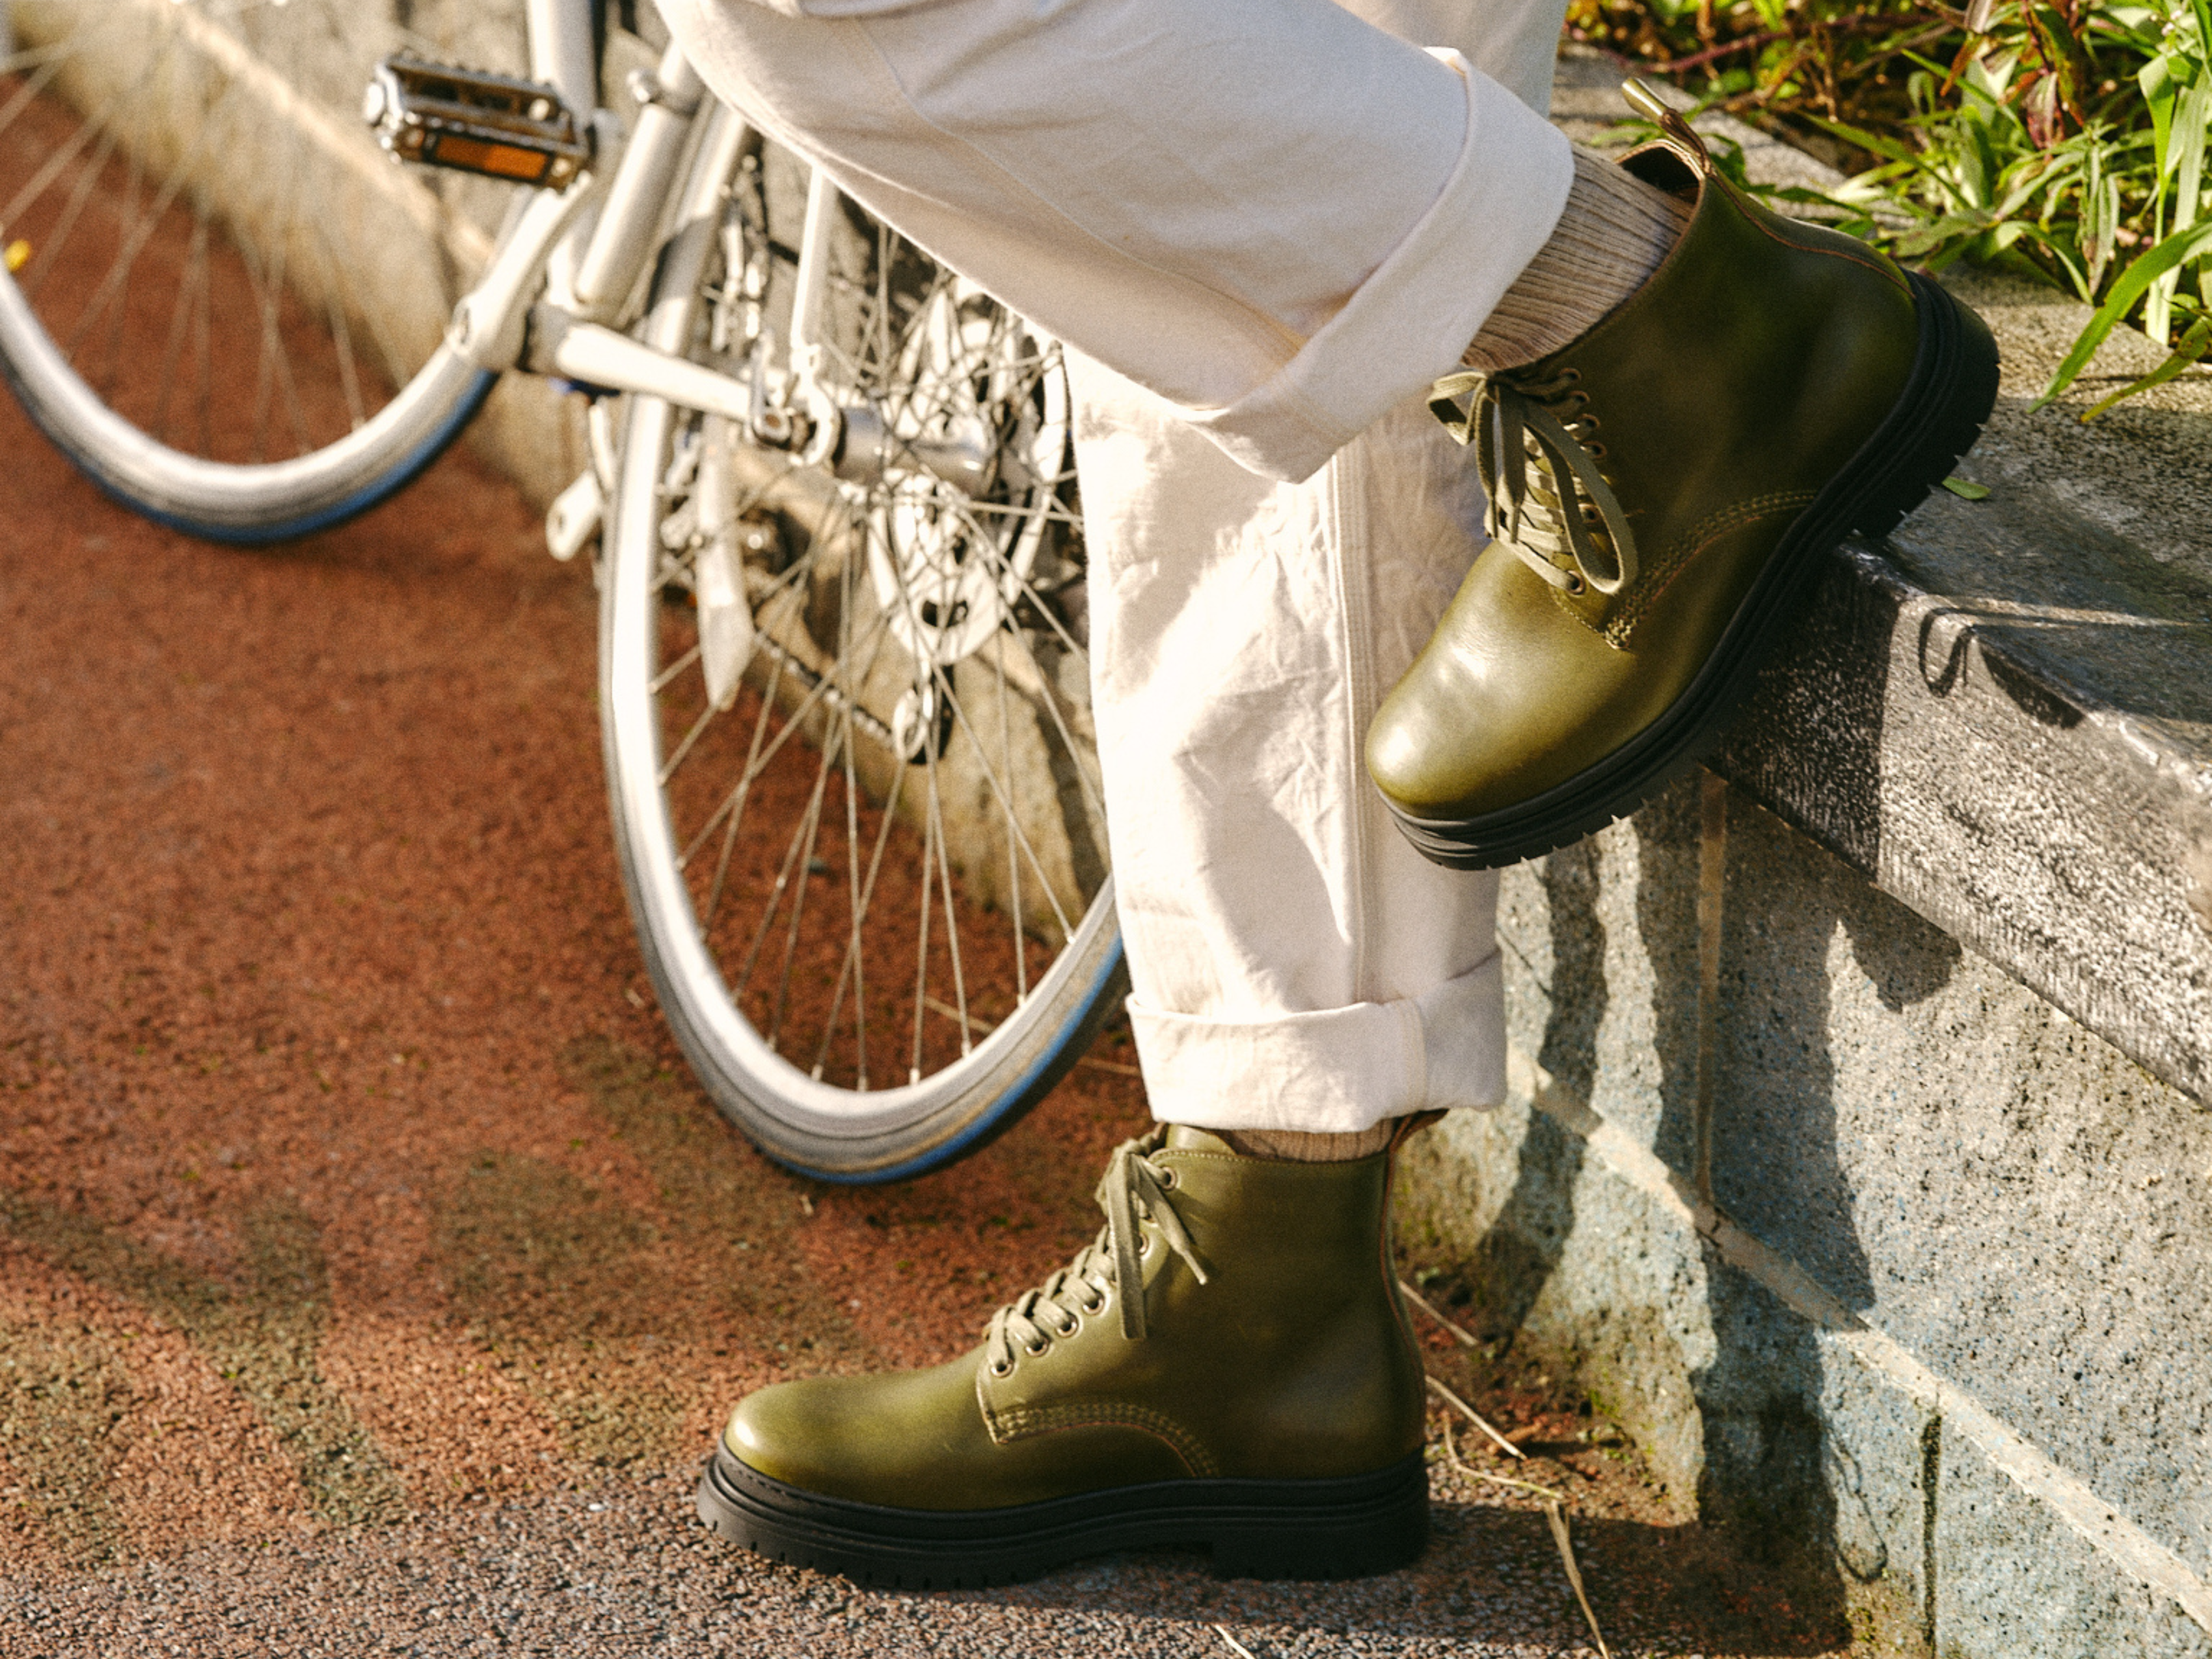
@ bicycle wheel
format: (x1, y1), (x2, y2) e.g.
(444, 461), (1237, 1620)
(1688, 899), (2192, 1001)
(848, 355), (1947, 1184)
(601, 112), (1124, 1183)
(0, 0), (519, 542)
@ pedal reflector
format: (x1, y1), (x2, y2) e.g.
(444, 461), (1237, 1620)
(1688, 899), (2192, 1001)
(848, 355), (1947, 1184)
(364, 56), (590, 188)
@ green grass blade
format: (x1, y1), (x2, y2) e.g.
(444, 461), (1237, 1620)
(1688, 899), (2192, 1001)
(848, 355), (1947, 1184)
(2032, 219), (2212, 409)
(2079, 313), (2212, 420)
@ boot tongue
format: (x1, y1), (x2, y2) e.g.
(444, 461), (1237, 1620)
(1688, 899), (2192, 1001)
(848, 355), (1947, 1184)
(1163, 1124), (1234, 1155)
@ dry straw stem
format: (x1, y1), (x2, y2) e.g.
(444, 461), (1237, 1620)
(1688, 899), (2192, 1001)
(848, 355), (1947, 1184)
(1425, 1372), (1524, 1460)
(1546, 1501), (1612, 1659)
(1077, 1054), (1143, 1076)
(1443, 1418), (1567, 1502)
(1397, 1277), (1481, 1348)
(1212, 1625), (1260, 1659)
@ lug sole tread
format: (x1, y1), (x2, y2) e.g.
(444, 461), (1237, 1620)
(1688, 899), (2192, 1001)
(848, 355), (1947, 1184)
(694, 1443), (1430, 1587)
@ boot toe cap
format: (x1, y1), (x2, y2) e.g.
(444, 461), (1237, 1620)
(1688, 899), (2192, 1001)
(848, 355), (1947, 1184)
(1367, 667), (1565, 822)
(1365, 684), (1480, 819)
(1366, 547), (1626, 822)
(723, 1381), (823, 1486)
(720, 1358), (1003, 1506)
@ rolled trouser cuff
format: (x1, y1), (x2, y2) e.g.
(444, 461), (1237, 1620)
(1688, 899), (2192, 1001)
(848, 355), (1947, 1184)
(1187, 51), (1574, 483)
(1128, 952), (1505, 1134)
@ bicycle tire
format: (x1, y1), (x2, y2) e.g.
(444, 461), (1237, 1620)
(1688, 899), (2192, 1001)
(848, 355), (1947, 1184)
(0, 1), (511, 543)
(600, 108), (1125, 1183)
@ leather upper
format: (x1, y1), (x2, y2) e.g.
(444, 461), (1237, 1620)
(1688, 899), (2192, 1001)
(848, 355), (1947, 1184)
(723, 1127), (1427, 1511)
(1366, 134), (1921, 821)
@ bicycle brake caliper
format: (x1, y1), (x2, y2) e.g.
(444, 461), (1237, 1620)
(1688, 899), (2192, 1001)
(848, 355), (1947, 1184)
(364, 56), (591, 189)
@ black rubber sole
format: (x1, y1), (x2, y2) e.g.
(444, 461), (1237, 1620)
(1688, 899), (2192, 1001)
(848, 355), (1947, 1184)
(694, 1442), (1431, 1587)
(1390, 270), (2001, 870)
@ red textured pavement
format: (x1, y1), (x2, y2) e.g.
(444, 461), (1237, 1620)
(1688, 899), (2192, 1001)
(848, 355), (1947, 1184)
(0, 420), (1880, 1659)
(0, 395), (1157, 1518)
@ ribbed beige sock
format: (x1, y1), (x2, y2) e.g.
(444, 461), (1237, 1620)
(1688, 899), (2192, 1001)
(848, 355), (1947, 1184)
(1463, 146), (1694, 373)
(1213, 1109), (1454, 1162)
(1214, 1124), (1399, 1163)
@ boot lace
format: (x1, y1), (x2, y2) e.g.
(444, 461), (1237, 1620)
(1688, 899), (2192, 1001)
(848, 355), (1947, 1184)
(982, 1133), (1208, 1375)
(1429, 368), (1639, 599)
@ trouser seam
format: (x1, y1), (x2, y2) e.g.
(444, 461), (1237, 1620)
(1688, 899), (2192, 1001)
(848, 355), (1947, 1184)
(1330, 442), (1380, 1011)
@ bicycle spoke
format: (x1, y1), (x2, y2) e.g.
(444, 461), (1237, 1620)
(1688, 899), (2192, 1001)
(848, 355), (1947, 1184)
(923, 723), (974, 1057)
(308, 210), (368, 431)
(38, 57), (269, 412)
(958, 530), (1109, 819)
(866, 517), (1064, 953)
(730, 743), (827, 1008)
(617, 147), (1107, 1127)
(653, 640), (703, 696)
(191, 207), (215, 457)
(805, 523), (906, 1085)
(671, 593), (900, 855)
(993, 631), (1027, 1003)
(908, 766), (938, 1087)
(701, 644), (790, 930)
(874, 498), (1085, 953)
(1, 51), (117, 234)
(764, 718), (843, 1051)
(90, 137), (148, 405)
(33, 117), (124, 331)
(0, 0), (472, 474)
(835, 557), (869, 1084)
(659, 685), (725, 790)
(152, 211), (207, 445)
(811, 759), (910, 1091)
(256, 135), (321, 459)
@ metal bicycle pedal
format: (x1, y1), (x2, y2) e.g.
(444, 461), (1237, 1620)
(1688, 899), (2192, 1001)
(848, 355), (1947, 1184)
(363, 55), (590, 188)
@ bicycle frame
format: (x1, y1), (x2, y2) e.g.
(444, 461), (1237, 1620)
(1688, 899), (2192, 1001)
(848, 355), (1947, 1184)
(448, 0), (859, 483)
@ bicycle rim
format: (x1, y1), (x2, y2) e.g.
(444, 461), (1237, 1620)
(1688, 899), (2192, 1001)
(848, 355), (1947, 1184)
(602, 120), (1123, 1182)
(0, 0), (513, 540)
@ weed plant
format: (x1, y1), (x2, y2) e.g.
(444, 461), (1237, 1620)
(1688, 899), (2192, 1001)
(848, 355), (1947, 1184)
(1573, 0), (2212, 414)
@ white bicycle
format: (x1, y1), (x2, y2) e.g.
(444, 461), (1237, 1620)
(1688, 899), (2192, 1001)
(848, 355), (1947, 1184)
(0, 0), (1122, 1181)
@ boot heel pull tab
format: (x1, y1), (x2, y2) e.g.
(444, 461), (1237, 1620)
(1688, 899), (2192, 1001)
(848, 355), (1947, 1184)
(1620, 79), (1712, 172)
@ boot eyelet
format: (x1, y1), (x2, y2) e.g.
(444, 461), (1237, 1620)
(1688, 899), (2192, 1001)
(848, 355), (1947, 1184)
(1565, 573), (1587, 596)
(989, 1359), (1013, 1378)
(1587, 442), (1608, 459)
(1136, 1236), (1152, 1257)
(1155, 1167), (1178, 1190)
(1023, 1338), (1049, 1357)
(1082, 1293), (1107, 1315)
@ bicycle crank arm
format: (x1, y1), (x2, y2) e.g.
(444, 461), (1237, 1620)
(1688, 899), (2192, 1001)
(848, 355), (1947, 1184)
(525, 306), (1006, 497)
(446, 182), (602, 371)
(526, 303), (761, 427)
(528, 306), (860, 472)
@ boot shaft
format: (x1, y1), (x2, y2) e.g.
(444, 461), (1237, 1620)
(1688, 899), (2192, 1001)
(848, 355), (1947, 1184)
(1517, 127), (1921, 649)
(977, 1127), (1429, 1481)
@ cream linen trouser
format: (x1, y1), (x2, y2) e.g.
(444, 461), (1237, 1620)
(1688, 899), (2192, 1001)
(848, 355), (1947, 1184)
(656, 0), (1576, 1132)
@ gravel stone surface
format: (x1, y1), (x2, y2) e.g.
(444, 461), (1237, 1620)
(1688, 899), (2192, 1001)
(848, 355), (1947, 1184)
(3, 1471), (1626, 1657)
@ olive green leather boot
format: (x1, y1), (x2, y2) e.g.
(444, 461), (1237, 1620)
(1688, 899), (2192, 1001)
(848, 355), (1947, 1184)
(695, 1127), (1431, 1585)
(1366, 87), (2000, 869)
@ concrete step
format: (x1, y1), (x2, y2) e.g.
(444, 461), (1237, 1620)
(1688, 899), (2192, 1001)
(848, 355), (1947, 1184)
(1403, 53), (2212, 1659)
